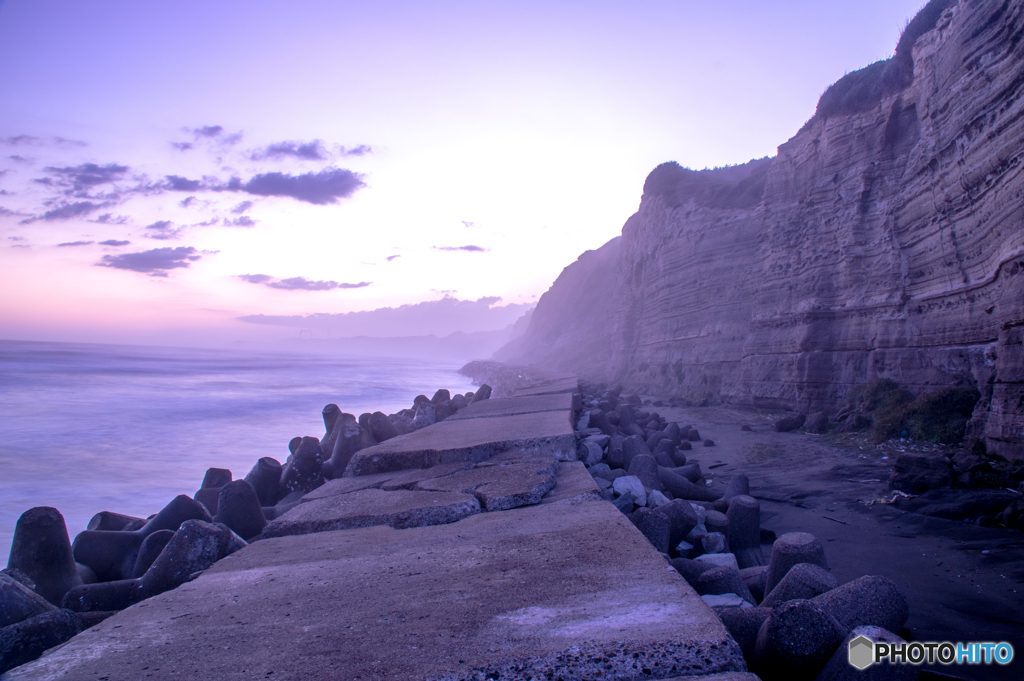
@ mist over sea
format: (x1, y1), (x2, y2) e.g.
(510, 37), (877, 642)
(0, 339), (478, 559)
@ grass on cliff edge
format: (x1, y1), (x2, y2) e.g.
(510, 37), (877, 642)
(847, 378), (980, 445)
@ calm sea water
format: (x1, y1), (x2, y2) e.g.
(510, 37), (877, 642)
(0, 340), (477, 559)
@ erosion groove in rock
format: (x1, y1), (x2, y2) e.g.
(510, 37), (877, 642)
(496, 0), (1024, 461)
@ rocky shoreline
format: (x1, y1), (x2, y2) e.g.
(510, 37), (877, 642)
(1, 383), (494, 674)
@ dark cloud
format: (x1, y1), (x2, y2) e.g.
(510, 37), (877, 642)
(25, 201), (108, 222)
(57, 240), (94, 247)
(385, 255), (401, 262)
(238, 295), (532, 337)
(8, 236), (26, 241)
(267, 277), (370, 291)
(237, 273), (273, 284)
(0, 206), (16, 216)
(145, 220), (182, 240)
(97, 246), (202, 277)
(239, 168), (364, 205)
(39, 162), (129, 195)
(165, 175), (202, 191)
(223, 216), (256, 227)
(171, 142), (194, 152)
(230, 200), (253, 214)
(1, 135), (85, 148)
(435, 245), (488, 252)
(341, 145), (372, 156)
(10, 244), (30, 249)
(92, 213), (128, 225)
(179, 196), (197, 208)
(194, 125), (224, 138)
(99, 239), (130, 246)
(191, 218), (219, 227)
(251, 140), (328, 161)
(2, 135), (40, 145)
(8, 155), (31, 163)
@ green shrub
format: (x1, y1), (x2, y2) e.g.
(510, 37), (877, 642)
(901, 387), (980, 444)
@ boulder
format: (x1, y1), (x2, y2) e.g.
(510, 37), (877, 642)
(888, 453), (952, 494)
(629, 508), (671, 553)
(696, 565), (756, 604)
(659, 468), (720, 502)
(627, 454), (662, 491)
(7, 508), (82, 607)
(213, 479), (267, 540)
(200, 468), (231, 489)
(805, 412), (830, 434)
(0, 609), (83, 674)
(811, 575), (909, 634)
(754, 599), (845, 679)
(280, 436), (325, 495)
(471, 384), (492, 403)
(773, 413), (807, 433)
(727, 495), (764, 568)
(652, 499), (699, 549)
(244, 456), (283, 507)
(129, 530), (174, 579)
(0, 572), (55, 628)
(764, 532), (829, 597)
(322, 413), (363, 479)
(86, 512), (144, 532)
(368, 411), (400, 443)
(718, 607), (772, 661)
(761, 563), (838, 608)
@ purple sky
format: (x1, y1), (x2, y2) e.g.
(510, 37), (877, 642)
(0, 0), (927, 347)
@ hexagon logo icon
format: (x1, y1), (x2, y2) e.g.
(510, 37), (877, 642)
(848, 635), (875, 670)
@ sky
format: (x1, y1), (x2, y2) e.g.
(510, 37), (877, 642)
(0, 0), (929, 348)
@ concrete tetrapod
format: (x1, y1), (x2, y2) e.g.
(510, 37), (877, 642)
(6, 508), (82, 607)
(761, 563), (838, 608)
(754, 599), (846, 680)
(763, 532), (829, 597)
(814, 625), (918, 681)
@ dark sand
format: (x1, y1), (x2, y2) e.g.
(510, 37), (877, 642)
(651, 402), (1024, 681)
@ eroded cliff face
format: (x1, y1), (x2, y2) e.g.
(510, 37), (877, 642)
(500, 0), (1024, 460)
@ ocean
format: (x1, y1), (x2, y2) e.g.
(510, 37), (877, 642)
(0, 339), (478, 559)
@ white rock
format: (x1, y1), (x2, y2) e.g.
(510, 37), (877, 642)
(694, 553), (739, 570)
(582, 441), (603, 465)
(612, 475), (646, 501)
(689, 503), (707, 525)
(701, 593), (753, 608)
(647, 489), (671, 508)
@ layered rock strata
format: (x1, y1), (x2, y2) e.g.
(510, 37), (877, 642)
(500, 0), (1024, 460)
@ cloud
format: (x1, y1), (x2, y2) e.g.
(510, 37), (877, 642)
(236, 273), (273, 284)
(7, 155), (31, 163)
(385, 255), (401, 262)
(97, 246), (202, 277)
(164, 175), (202, 191)
(251, 140), (328, 161)
(178, 196), (197, 208)
(2, 135), (40, 145)
(8, 236), (26, 241)
(0, 206), (16, 216)
(238, 295), (533, 338)
(435, 244), (488, 252)
(0, 135), (85, 148)
(267, 277), (370, 291)
(171, 142), (194, 152)
(92, 213), (128, 225)
(99, 239), (130, 246)
(230, 200), (253, 214)
(57, 240), (95, 247)
(23, 201), (109, 222)
(145, 220), (183, 240)
(223, 216), (256, 227)
(341, 145), (372, 156)
(194, 125), (224, 138)
(40, 162), (129, 194)
(461, 221), (476, 228)
(238, 168), (364, 205)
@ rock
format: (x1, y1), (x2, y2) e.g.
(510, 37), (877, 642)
(244, 456), (283, 507)
(687, 428), (701, 441)
(762, 563), (839, 608)
(664, 422), (681, 444)
(815, 625), (918, 681)
(322, 413), (363, 479)
(773, 413), (807, 433)
(621, 435), (652, 470)
(652, 499), (699, 549)
(140, 520), (227, 594)
(280, 436), (325, 495)
(812, 575), (909, 634)
(86, 512), (144, 532)
(580, 440), (603, 465)
(659, 467), (720, 501)
(836, 413), (871, 433)
(888, 453), (952, 494)
(894, 487), (1019, 520)
(431, 389), (451, 404)
(627, 454), (662, 491)
(701, 593), (752, 609)
(727, 495), (764, 568)
(319, 403), (342, 454)
(764, 532), (829, 597)
(368, 411), (400, 443)
(741, 425), (753, 432)
(670, 556), (717, 588)
(629, 508), (671, 553)
(694, 552), (739, 570)
(676, 462), (702, 482)
(129, 530), (174, 579)
(705, 509), (729, 535)
(200, 468), (231, 489)
(7, 508), (82, 607)
(704, 439), (716, 447)
(213, 479), (267, 540)
(647, 489), (671, 508)
(740, 565), (768, 604)
(192, 487), (221, 516)
(805, 412), (830, 434)
(723, 474), (750, 500)
(471, 384), (492, 403)
(72, 495), (212, 583)
(0, 573), (55, 628)
(696, 565), (756, 604)
(700, 532), (728, 554)
(611, 491), (637, 514)
(718, 606), (772, 661)
(754, 599), (845, 679)
(0, 609), (83, 674)
(611, 475), (646, 502)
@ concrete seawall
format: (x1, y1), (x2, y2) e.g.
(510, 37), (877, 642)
(3, 371), (752, 681)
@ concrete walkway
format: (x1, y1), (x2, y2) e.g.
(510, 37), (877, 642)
(4, 371), (751, 681)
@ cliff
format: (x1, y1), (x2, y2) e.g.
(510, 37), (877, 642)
(498, 0), (1024, 461)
